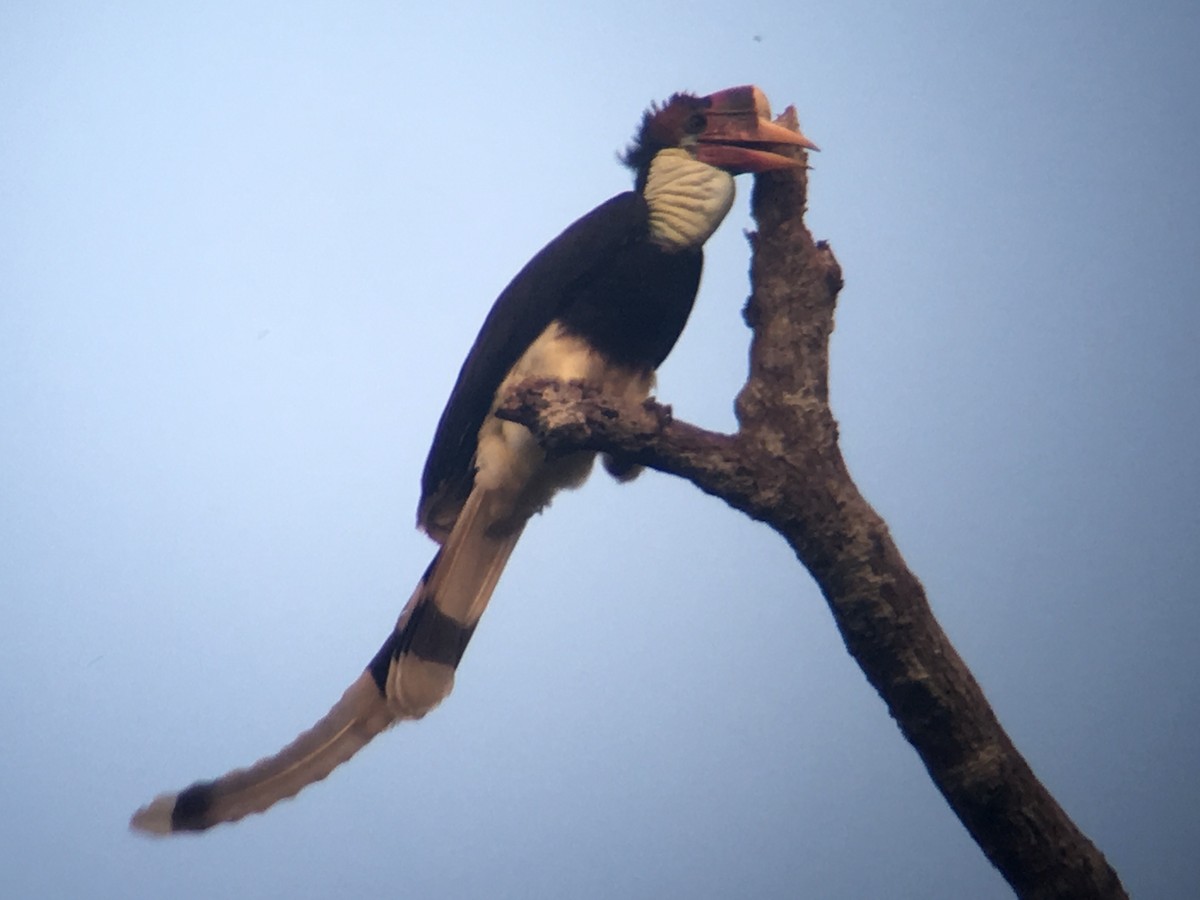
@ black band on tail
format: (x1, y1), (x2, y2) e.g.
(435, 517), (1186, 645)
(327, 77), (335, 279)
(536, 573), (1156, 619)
(365, 549), (475, 695)
(171, 781), (217, 832)
(398, 597), (476, 668)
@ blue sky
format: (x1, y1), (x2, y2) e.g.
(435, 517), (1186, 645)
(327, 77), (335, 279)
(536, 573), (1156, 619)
(3, 2), (1198, 898)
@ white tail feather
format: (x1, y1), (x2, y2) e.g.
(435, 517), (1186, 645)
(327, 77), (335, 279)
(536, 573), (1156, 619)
(386, 487), (522, 715)
(131, 486), (525, 834)
(130, 671), (393, 834)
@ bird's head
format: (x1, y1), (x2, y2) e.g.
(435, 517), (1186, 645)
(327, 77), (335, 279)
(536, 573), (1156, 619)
(622, 85), (817, 187)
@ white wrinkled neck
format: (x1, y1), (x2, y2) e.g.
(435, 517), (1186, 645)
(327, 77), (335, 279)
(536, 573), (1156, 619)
(643, 149), (736, 251)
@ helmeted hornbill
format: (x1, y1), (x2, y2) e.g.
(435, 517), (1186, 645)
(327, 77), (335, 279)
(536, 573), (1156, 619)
(131, 85), (816, 834)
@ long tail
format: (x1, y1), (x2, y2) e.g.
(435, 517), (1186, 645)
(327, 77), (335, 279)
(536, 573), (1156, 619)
(130, 488), (521, 835)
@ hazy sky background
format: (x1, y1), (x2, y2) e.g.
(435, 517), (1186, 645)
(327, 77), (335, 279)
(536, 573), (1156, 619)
(3, 2), (1198, 898)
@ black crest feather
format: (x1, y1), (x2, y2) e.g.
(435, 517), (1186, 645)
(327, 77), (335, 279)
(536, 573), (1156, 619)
(620, 91), (706, 176)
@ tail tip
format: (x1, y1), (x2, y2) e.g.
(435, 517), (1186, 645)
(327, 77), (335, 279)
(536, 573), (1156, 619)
(130, 793), (177, 836)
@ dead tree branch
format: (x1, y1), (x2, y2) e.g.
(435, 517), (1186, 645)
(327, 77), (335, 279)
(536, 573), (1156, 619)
(496, 111), (1127, 899)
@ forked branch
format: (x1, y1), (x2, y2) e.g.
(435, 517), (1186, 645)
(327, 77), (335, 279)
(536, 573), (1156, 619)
(497, 108), (1127, 900)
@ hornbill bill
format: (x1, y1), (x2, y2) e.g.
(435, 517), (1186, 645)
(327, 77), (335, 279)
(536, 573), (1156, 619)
(131, 85), (816, 834)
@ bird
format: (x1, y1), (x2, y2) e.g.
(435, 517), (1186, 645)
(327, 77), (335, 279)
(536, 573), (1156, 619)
(130, 85), (816, 834)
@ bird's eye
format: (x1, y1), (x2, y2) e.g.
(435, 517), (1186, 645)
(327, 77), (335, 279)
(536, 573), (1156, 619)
(684, 113), (707, 134)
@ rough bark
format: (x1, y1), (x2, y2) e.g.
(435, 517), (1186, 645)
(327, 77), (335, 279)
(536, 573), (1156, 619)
(496, 110), (1128, 899)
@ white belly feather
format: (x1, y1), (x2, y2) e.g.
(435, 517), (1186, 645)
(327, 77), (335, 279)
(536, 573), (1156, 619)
(473, 322), (654, 532)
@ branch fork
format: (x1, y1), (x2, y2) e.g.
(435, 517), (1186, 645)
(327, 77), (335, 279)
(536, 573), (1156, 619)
(494, 108), (1127, 900)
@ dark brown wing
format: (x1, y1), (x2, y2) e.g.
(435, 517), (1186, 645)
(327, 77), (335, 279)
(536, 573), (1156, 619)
(417, 191), (654, 535)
